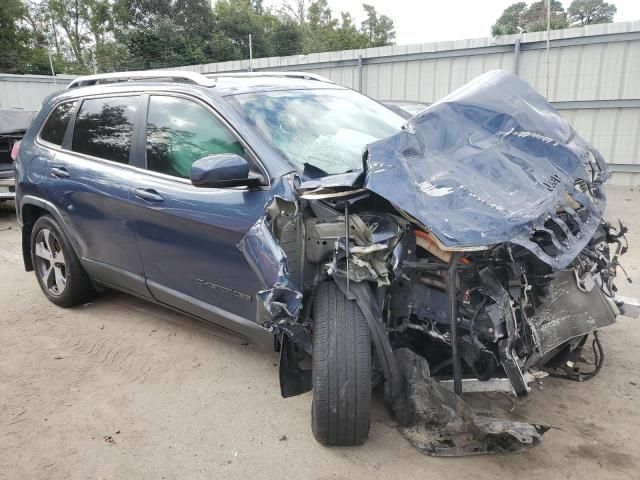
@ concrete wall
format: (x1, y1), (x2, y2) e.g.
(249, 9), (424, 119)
(2, 20), (639, 184)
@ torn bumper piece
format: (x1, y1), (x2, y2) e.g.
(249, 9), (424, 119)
(394, 348), (548, 456)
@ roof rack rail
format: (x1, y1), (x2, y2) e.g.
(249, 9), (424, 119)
(204, 71), (334, 83)
(67, 70), (216, 89)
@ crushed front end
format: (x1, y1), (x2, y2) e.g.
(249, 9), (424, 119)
(239, 71), (630, 454)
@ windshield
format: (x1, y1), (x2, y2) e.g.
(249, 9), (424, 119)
(226, 88), (405, 176)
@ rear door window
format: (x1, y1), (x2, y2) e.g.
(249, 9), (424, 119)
(72, 96), (139, 164)
(40, 102), (76, 146)
(145, 96), (245, 178)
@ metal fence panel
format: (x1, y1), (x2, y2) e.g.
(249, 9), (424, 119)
(0, 74), (73, 111)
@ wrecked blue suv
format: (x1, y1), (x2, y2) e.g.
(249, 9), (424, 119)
(14, 70), (628, 454)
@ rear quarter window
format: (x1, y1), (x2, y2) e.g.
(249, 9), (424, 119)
(72, 96), (139, 164)
(40, 102), (76, 146)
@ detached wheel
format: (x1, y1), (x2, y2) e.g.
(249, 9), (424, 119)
(31, 215), (95, 307)
(312, 281), (371, 446)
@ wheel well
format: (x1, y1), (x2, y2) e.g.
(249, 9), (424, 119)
(21, 204), (49, 271)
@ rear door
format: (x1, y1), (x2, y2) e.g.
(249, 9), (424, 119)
(128, 94), (271, 339)
(45, 94), (150, 297)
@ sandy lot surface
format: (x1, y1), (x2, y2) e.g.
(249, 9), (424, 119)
(1, 186), (639, 480)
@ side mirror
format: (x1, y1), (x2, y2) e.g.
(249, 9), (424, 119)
(190, 153), (262, 188)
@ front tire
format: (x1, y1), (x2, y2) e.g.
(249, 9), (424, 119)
(311, 281), (371, 446)
(30, 215), (95, 307)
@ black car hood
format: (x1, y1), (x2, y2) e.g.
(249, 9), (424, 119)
(360, 70), (608, 270)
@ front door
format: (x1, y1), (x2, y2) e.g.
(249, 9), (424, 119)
(129, 94), (271, 341)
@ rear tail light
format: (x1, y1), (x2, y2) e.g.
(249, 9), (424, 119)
(10, 140), (20, 162)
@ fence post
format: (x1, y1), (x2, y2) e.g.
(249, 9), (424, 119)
(91, 50), (97, 74)
(513, 37), (521, 76)
(48, 52), (57, 84)
(357, 55), (363, 92)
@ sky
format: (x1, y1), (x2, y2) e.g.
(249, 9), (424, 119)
(270, 0), (640, 46)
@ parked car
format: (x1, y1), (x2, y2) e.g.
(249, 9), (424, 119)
(14, 70), (628, 451)
(1, 108), (35, 201)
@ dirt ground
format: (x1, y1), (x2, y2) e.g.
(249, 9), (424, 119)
(1, 186), (639, 480)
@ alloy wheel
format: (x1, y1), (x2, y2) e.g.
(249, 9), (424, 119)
(34, 228), (67, 296)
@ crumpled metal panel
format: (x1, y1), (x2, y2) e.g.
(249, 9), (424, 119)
(363, 70), (608, 270)
(528, 271), (617, 356)
(237, 177), (303, 326)
(393, 348), (548, 455)
(328, 213), (406, 286)
(241, 217), (303, 323)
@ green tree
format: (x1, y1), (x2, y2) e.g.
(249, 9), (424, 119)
(115, 0), (214, 68)
(491, 2), (527, 35)
(278, 0), (307, 24)
(300, 1), (393, 53)
(270, 18), (303, 56)
(2, 0), (398, 74)
(568, 0), (616, 26)
(361, 3), (395, 47)
(86, 0), (113, 48)
(212, 0), (297, 60)
(492, 1), (568, 35)
(303, 0), (338, 52)
(0, 0), (65, 74)
(47, 0), (91, 65)
(0, 0), (28, 73)
(523, 0), (568, 32)
(1, 0), (29, 72)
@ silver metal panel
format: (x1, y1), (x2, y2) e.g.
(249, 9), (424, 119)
(438, 372), (544, 394)
(0, 74), (73, 110)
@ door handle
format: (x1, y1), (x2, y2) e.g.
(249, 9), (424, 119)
(134, 188), (164, 203)
(50, 166), (70, 179)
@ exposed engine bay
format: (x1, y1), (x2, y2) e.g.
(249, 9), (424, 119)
(238, 71), (630, 455)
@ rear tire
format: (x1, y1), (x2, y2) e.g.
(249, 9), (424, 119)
(30, 215), (95, 307)
(311, 281), (371, 446)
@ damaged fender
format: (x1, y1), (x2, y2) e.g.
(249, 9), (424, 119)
(237, 176), (306, 344)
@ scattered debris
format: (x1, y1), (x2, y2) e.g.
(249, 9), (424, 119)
(393, 348), (548, 455)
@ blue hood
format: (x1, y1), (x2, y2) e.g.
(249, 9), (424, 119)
(363, 70), (608, 270)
